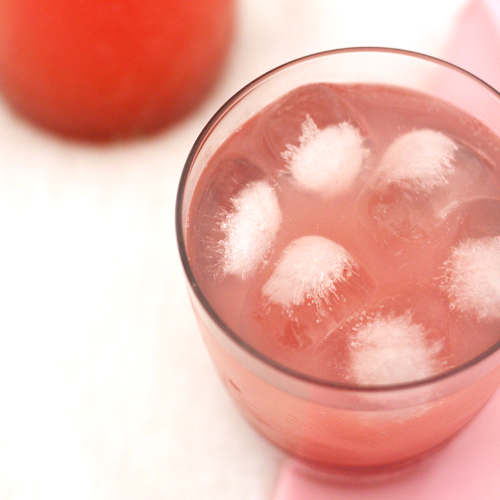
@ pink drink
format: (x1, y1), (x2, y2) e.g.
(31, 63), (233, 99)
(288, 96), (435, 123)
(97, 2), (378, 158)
(177, 50), (500, 471)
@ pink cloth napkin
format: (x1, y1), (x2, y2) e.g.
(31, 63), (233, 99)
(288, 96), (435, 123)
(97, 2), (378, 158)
(273, 1), (500, 497)
(444, 0), (500, 91)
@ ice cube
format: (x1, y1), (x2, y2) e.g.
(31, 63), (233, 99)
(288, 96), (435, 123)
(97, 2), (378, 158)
(263, 235), (356, 308)
(219, 179), (282, 279)
(201, 156), (266, 212)
(367, 181), (438, 240)
(367, 129), (457, 241)
(443, 236), (500, 321)
(456, 197), (500, 240)
(281, 116), (368, 196)
(247, 236), (376, 351)
(378, 129), (457, 194)
(348, 312), (443, 386)
(262, 83), (356, 162)
(364, 129), (491, 242)
(191, 156), (274, 280)
(312, 284), (449, 384)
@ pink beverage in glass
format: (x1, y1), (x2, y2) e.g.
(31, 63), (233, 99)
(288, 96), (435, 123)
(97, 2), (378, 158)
(177, 49), (500, 471)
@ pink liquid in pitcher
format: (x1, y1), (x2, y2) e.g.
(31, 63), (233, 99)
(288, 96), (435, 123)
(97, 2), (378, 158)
(186, 83), (500, 468)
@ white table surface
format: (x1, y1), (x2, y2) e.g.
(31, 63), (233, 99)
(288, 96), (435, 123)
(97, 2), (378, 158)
(0, 1), (470, 499)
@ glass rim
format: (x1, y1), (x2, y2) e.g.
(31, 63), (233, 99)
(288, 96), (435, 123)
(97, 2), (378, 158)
(176, 46), (500, 394)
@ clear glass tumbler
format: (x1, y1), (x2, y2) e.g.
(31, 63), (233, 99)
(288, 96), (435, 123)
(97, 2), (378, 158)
(176, 48), (500, 472)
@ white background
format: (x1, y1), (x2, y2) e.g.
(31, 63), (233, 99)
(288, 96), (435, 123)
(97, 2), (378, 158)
(0, 1), (471, 499)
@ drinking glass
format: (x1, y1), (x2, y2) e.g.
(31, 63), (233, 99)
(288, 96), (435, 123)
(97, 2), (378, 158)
(176, 48), (500, 472)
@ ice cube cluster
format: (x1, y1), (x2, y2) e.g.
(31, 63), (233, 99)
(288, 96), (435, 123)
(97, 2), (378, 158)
(370, 128), (500, 324)
(209, 102), (499, 386)
(218, 115), (370, 284)
(213, 115), (375, 353)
